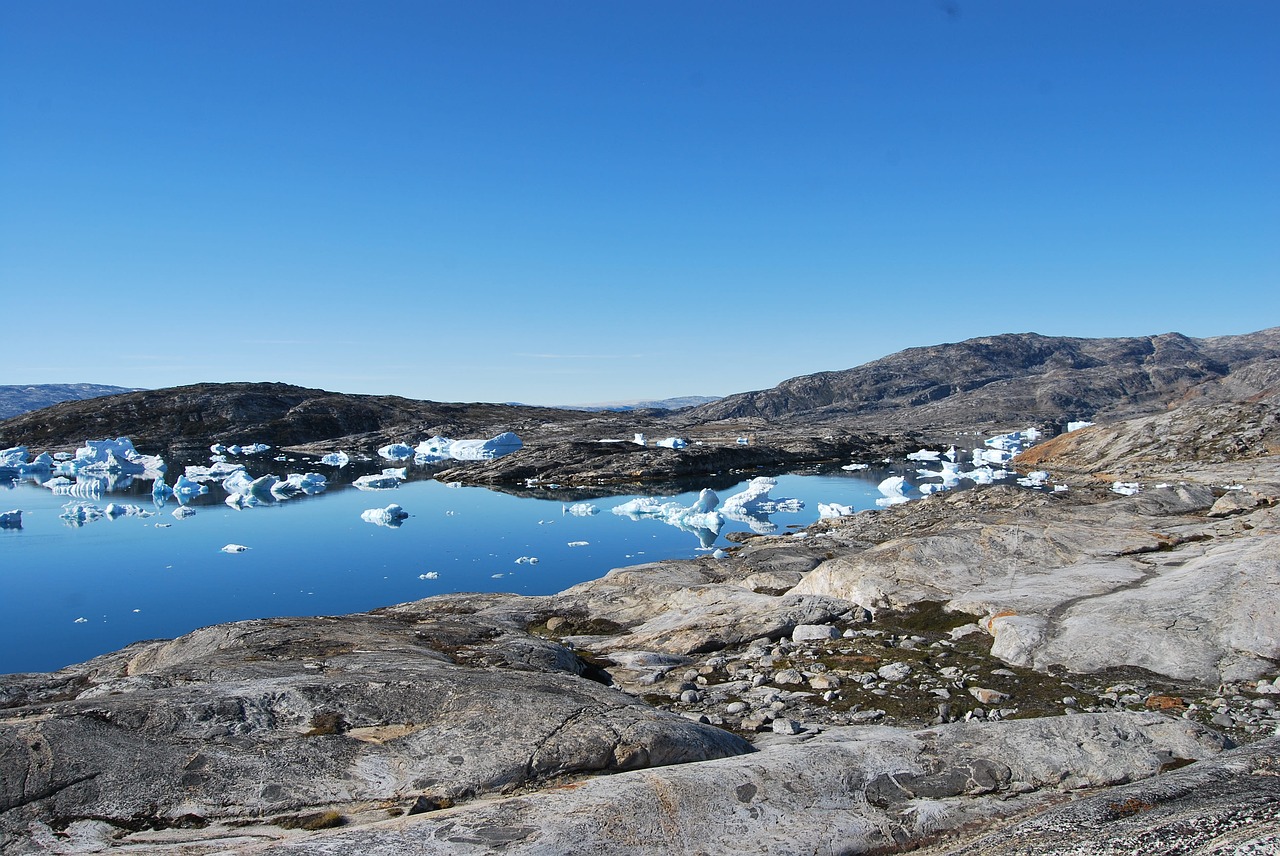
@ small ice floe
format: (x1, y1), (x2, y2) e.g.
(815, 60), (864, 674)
(269, 472), (327, 498)
(1111, 482), (1141, 496)
(361, 503), (410, 527)
(875, 476), (912, 507)
(0, 509), (21, 529)
(567, 541), (590, 547)
(414, 432), (523, 463)
(736, 437), (750, 445)
(515, 556), (539, 565)
(173, 474), (211, 498)
(1017, 471), (1051, 488)
(221, 544), (249, 553)
(151, 478), (174, 505)
(74, 617), (87, 624)
(564, 502), (598, 516)
(419, 572), (439, 580)
(320, 451), (350, 468)
(840, 463), (869, 471)
(655, 437), (687, 449)
(491, 573), (505, 579)
(184, 461), (246, 482)
(104, 503), (150, 519)
(154, 523), (171, 528)
(239, 443), (271, 455)
(354, 469), (406, 490)
(378, 443), (415, 461)
(60, 502), (104, 526)
(906, 449), (942, 462)
(818, 503), (855, 518)
(172, 506), (196, 519)
(614, 489), (725, 547)
(1053, 484), (1069, 492)
(210, 444), (227, 454)
(445, 481), (462, 489)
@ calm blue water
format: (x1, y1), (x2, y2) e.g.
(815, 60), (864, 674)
(0, 460), (913, 675)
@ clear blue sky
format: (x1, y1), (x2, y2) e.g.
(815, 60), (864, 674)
(2, 2), (1276, 405)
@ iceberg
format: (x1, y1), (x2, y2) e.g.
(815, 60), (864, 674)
(818, 503), (855, 518)
(172, 506), (196, 519)
(1111, 481), (1141, 496)
(184, 462), (247, 482)
(414, 432), (522, 463)
(151, 478), (174, 505)
(72, 438), (165, 478)
(564, 502), (599, 516)
(655, 437), (687, 449)
(720, 477), (804, 534)
(320, 451), (350, 468)
(361, 503), (409, 527)
(906, 449), (942, 462)
(875, 475), (912, 507)
(60, 502), (105, 526)
(1067, 420), (1094, 433)
(613, 489), (725, 547)
(378, 443), (415, 461)
(840, 462), (869, 471)
(221, 544), (249, 553)
(104, 503), (151, 519)
(354, 469), (406, 490)
(273, 472), (327, 497)
(0, 446), (30, 470)
(0, 509), (21, 529)
(173, 474), (210, 497)
(1017, 471), (1051, 488)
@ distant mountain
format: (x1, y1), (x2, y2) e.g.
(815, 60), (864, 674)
(557, 395), (722, 412)
(0, 384), (143, 421)
(686, 328), (1280, 433)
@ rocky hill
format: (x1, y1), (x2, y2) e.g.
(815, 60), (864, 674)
(0, 383), (141, 420)
(688, 328), (1280, 434)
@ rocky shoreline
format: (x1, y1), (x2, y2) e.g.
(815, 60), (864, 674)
(3, 406), (1279, 853)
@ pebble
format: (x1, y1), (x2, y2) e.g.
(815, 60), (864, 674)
(771, 717), (804, 735)
(725, 701), (748, 715)
(877, 662), (912, 682)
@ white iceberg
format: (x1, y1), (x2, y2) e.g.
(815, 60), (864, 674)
(172, 506), (196, 519)
(614, 488), (726, 547)
(1111, 481), (1142, 496)
(567, 541), (589, 547)
(104, 503), (150, 519)
(151, 478), (174, 505)
(72, 438), (165, 478)
(515, 556), (539, 564)
(60, 502), (105, 526)
(0, 446), (30, 469)
(0, 509), (21, 529)
(655, 437), (687, 449)
(320, 451), (350, 468)
(221, 544), (249, 553)
(361, 503), (409, 527)
(184, 462), (247, 482)
(354, 469), (406, 490)
(564, 502), (599, 516)
(906, 449), (942, 462)
(818, 503), (855, 518)
(378, 443), (415, 461)
(1067, 420), (1094, 433)
(273, 472), (327, 497)
(419, 571), (439, 580)
(840, 462), (869, 471)
(445, 432), (523, 461)
(721, 478), (804, 533)
(1017, 471), (1051, 488)
(875, 475), (912, 507)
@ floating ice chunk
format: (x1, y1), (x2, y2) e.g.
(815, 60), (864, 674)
(841, 463), (869, 471)
(239, 443), (271, 455)
(1053, 484), (1069, 492)
(152, 478), (174, 505)
(354, 469), (405, 490)
(361, 503), (409, 527)
(445, 481), (461, 488)
(689, 488), (719, 514)
(445, 432), (523, 461)
(818, 503), (855, 518)
(104, 503), (150, 519)
(74, 617), (87, 624)
(414, 436), (454, 460)
(0, 446), (30, 469)
(72, 437), (165, 477)
(515, 556), (539, 564)
(1111, 482), (1141, 496)
(944, 445), (957, 461)
(60, 502), (104, 526)
(567, 540), (589, 547)
(221, 544), (249, 553)
(655, 437), (687, 449)
(973, 448), (1014, 466)
(172, 506), (196, 519)
(274, 472), (327, 497)
(906, 449), (942, 462)
(185, 462), (247, 482)
(378, 443), (415, 461)
(613, 490), (725, 544)
(736, 437), (750, 445)
(172, 475), (210, 500)
(875, 476), (912, 508)
(723, 478), (805, 517)
(43, 476), (73, 490)
(1017, 471), (1051, 488)
(564, 502), (599, 516)
(210, 444), (227, 455)
(0, 509), (21, 528)
(918, 484), (947, 495)
(16, 452), (54, 475)
(419, 571), (439, 580)
(320, 451), (350, 468)
(1066, 421), (1094, 433)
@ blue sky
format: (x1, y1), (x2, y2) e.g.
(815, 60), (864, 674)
(2, 2), (1276, 405)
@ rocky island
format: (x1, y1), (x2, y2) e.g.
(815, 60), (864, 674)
(2, 329), (1278, 854)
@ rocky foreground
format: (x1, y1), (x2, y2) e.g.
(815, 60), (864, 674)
(3, 411), (1280, 853)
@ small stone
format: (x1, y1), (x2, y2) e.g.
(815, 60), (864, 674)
(1252, 698), (1276, 710)
(792, 624), (841, 642)
(1210, 712), (1235, 728)
(771, 717), (804, 735)
(969, 687), (1010, 705)
(773, 669), (805, 685)
(725, 701), (748, 715)
(849, 709), (885, 723)
(877, 662), (912, 682)
(1062, 696), (1078, 708)
(808, 674), (841, 690)
(679, 690), (701, 704)
(544, 616), (569, 633)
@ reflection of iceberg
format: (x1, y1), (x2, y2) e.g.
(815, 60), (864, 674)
(564, 503), (599, 516)
(361, 503), (409, 527)
(414, 432), (523, 463)
(104, 503), (151, 519)
(613, 489), (725, 548)
(721, 477), (804, 533)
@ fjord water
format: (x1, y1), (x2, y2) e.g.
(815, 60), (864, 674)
(0, 464), (898, 675)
